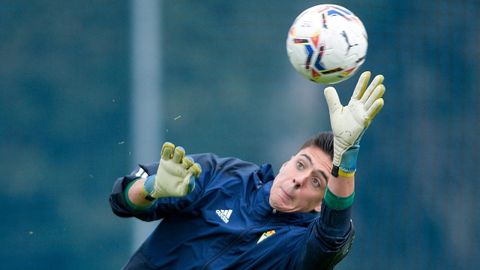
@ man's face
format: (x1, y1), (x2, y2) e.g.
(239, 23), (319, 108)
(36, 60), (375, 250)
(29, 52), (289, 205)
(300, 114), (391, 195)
(269, 146), (332, 213)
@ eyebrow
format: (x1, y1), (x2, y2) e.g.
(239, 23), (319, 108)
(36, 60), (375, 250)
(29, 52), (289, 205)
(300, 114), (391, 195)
(300, 154), (329, 184)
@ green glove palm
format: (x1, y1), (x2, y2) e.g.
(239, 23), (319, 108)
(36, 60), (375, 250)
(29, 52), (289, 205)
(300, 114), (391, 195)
(144, 142), (202, 199)
(324, 71), (385, 177)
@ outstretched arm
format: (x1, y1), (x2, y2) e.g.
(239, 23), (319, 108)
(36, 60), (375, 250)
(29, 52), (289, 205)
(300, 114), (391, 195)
(324, 71), (384, 199)
(298, 72), (385, 270)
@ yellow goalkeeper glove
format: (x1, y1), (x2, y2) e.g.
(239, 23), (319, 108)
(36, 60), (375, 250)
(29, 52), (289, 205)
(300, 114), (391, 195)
(324, 71), (385, 177)
(144, 142), (202, 199)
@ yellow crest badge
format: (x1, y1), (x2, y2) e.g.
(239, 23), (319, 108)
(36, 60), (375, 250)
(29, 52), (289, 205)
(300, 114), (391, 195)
(257, 230), (276, 244)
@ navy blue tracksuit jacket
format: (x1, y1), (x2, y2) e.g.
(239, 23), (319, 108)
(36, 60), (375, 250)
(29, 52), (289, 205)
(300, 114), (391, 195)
(110, 153), (354, 270)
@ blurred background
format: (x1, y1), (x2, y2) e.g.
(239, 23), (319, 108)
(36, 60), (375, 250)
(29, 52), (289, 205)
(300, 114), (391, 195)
(1, 0), (479, 269)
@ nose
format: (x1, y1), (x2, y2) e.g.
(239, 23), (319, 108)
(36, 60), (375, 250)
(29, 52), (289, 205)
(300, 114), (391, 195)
(292, 177), (306, 189)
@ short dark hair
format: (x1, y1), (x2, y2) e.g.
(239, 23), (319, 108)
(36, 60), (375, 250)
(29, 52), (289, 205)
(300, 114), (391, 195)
(299, 131), (334, 161)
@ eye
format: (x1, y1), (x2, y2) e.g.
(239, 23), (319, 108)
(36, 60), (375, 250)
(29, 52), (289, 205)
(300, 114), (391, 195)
(311, 177), (321, 188)
(296, 161), (305, 170)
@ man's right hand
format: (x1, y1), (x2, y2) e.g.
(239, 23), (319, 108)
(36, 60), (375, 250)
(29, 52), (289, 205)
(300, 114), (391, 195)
(144, 142), (202, 199)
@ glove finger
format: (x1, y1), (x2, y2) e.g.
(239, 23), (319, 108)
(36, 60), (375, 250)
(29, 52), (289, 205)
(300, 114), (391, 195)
(360, 74), (384, 103)
(188, 163), (202, 178)
(364, 84), (385, 110)
(161, 142), (175, 160)
(366, 98), (384, 122)
(324, 87), (342, 115)
(351, 71), (371, 100)
(181, 156), (194, 169)
(172, 146), (185, 163)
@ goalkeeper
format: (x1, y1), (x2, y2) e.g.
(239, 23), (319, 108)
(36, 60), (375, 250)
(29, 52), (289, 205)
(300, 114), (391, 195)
(110, 71), (385, 270)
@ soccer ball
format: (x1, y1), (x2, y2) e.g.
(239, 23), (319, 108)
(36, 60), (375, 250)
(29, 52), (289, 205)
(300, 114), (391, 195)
(286, 4), (368, 84)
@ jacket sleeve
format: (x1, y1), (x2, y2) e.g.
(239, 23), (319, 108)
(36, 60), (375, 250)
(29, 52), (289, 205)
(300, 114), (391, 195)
(109, 153), (220, 222)
(295, 203), (355, 270)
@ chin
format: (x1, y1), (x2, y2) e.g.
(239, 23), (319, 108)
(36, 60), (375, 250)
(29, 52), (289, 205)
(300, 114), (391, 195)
(273, 202), (296, 213)
(270, 197), (287, 212)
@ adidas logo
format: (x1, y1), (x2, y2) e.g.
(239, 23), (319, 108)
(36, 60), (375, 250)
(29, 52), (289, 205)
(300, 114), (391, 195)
(216, 209), (232, 223)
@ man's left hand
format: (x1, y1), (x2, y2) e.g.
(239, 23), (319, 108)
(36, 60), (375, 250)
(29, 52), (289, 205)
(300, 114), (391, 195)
(324, 71), (385, 176)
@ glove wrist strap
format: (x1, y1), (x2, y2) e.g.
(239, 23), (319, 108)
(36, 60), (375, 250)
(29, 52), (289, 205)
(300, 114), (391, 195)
(143, 175), (159, 201)
(332, 145), (360, 177)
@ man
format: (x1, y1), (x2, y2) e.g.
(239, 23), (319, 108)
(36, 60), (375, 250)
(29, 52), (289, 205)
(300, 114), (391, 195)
(110, 71), (385, 269)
